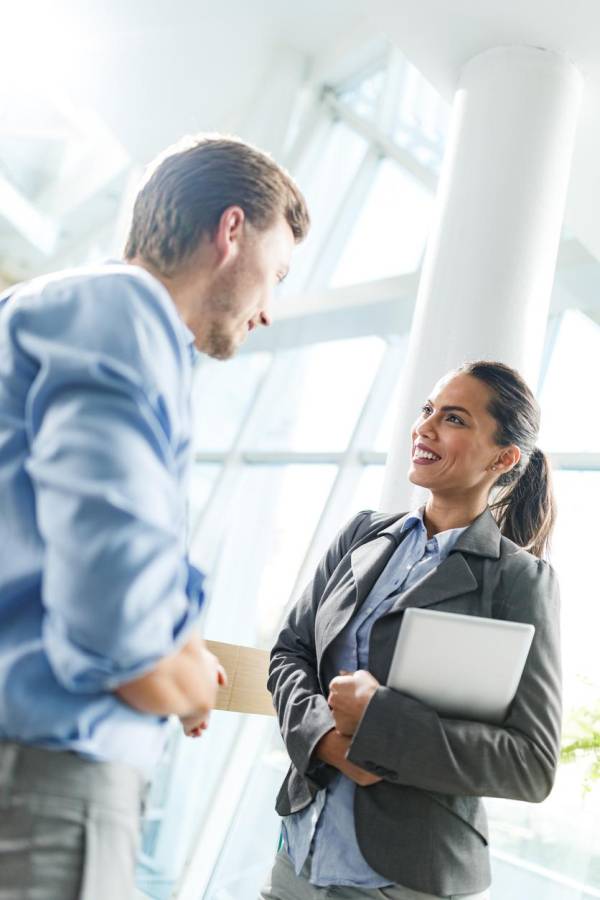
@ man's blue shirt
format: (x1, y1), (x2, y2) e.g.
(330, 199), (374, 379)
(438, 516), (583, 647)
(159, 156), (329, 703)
(0, 262), (204, 775)
(283, 509), (467, 887)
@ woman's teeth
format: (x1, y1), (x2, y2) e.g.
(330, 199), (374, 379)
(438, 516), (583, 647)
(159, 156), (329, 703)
(413, 448), (440, 461)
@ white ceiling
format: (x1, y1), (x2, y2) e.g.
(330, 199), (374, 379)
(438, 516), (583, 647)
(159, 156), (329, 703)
(2, 0), (371, 160)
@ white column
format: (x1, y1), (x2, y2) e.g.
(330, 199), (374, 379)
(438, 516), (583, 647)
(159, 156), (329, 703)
(381, 46), (583, 511)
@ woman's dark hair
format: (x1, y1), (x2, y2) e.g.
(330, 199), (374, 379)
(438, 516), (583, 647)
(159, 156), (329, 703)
(456, 360), (556, 559)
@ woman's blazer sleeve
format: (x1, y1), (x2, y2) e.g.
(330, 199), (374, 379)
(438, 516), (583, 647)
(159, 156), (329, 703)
(268, 511), (371, 778)
(347, 556), (561, 802)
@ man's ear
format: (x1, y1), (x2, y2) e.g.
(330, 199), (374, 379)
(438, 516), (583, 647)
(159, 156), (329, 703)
(213, 206), (245, 266)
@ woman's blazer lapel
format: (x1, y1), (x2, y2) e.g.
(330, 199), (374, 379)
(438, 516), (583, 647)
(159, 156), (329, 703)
(368, 508), (503, 684)
(395, 506), (502, 611)
(315, 522), (408, 668)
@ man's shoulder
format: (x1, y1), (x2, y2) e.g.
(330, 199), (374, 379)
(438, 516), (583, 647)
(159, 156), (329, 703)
(39, 262), (173, 319)
(9, 263), (171, 320)
(6, 263), (189, 374)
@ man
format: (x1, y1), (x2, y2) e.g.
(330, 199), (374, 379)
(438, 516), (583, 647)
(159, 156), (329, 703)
(0, 135), (309, 898)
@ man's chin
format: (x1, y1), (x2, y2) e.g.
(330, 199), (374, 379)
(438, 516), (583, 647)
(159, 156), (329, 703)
(201, 330), (240, 361)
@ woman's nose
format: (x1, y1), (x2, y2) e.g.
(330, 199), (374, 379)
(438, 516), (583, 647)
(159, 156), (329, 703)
(415, 417), (435, 439)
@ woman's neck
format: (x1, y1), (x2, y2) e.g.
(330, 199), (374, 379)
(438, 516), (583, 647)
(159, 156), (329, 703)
(423, 493), (488, 538)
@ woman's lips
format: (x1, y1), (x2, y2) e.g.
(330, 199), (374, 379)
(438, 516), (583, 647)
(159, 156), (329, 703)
(412, 444), (441, 465)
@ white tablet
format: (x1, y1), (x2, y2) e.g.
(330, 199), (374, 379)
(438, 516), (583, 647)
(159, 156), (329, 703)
(387, 608), (535, 724)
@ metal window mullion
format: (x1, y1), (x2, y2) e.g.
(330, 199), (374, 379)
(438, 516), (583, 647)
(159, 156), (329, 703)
(243, 451), (344, 466)
(322, 87), (438, 192)
(278, 114), (339, 295)
(283, 92), (333, 176)
(350, 338), (408, 448)
(359, 451), (387, 466)
(174, 716), (270, 900)
(536, 311), (563, 394)
(332, 51), (388, 100)
(376, 45), (406, 136)
(550, 452), (600, 470)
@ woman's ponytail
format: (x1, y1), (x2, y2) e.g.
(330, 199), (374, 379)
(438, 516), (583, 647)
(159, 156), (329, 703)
(491, 447), (556, 559)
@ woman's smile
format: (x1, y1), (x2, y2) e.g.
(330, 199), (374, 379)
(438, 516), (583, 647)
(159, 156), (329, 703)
(412, 442), (442, 464)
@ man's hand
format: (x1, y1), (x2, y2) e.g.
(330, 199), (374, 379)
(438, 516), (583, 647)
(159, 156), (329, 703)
(314, 728), (381, 787)
(180, 652), (227, 738)
(327, 669), (379, 736)
(115, 632), (225, 720)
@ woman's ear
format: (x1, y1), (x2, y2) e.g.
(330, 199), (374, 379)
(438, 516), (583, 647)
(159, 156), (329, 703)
(494, 444), (521, 474)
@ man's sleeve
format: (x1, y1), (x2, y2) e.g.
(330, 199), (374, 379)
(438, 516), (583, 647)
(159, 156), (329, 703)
(23, 278), (203, 693)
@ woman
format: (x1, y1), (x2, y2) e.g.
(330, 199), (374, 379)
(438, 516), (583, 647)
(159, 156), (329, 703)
(262, 361), (560, 900)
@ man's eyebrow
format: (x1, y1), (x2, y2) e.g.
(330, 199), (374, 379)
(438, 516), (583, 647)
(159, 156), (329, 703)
(440, 405), (472, 417)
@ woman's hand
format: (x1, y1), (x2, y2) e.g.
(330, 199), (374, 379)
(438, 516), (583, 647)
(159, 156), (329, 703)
(315, 728), (382, 787)
(328, 670), (380, 736)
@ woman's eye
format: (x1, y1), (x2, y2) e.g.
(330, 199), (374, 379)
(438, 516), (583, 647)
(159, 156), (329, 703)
(421, 404), (432, 416)
(447, 414), (464, 425)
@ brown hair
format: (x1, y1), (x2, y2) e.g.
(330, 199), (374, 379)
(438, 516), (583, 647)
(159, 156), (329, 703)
(457, 360), (556, 559)
(124, 135), (310, 275)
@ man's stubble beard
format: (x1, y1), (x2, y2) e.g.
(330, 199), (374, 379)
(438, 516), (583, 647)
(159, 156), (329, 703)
(203, 319), (239, 360)
(202, 259), (251, 360)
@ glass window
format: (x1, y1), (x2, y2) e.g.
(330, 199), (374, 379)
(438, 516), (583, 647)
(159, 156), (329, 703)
(330, 158), (434, 287)
(194, 463), (338, 647)
(349, 464), (386, 514)
(242, 338), (385, 453)
(394, 62), (448, 154)
(137, 712), (255, 899)
(191, 353), (271, 453)
(336, 66), (386, 120)
(203, 719), (286, 899)
(282, 121), (368, 294)
(188, 464), (221, 534)
(539, 311), (600, 452)
(552, 471), (600, 709)
(373, 374), (405, 454)
(487, 470), (600, 897)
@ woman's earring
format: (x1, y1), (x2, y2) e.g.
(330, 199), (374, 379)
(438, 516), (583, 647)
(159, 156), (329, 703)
(491, 465), (497, 471)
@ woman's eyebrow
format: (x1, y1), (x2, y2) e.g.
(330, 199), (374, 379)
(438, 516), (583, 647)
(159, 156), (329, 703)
(440, 405), (472, 417)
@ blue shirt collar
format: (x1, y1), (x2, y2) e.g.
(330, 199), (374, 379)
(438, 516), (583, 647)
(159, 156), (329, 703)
(400, 506), (469, 555)
(108, 259), (199, 365)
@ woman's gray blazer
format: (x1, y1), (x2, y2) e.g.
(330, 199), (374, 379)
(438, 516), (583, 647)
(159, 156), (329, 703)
(268, 507), (561, 897)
